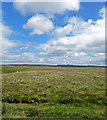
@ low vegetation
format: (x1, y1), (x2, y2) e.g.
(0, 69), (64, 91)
(1, 66), (106, 118)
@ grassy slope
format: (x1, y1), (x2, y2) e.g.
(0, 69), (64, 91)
(1, 66), (106, 118)
(2, 66), (57, 74)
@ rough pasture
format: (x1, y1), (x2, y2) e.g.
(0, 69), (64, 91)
(1, 66), (106, 118)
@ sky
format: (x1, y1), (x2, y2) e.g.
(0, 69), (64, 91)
(1, 0), (105, 65)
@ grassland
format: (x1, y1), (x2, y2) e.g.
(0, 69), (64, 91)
(1, 65), (106, 118)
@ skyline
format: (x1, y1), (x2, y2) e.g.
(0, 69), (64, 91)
(1, 1), (105, 65)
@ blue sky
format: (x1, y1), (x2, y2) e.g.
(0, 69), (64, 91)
(1, 1), (105, 65)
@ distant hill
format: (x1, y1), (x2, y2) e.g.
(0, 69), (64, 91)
(1, 64), (105, 67)
(57, 65), (105, 67)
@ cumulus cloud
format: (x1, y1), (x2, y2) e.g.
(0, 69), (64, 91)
(2, 51), (46, 64)
(52, 24), (72, 38)
(23, 14), (54, 35)
(2, 52), (35, 63)
(52, 17), (96, 38)
(0, 23), (45, 63)
(0, 23), (17, 52)
(14, 0), (79, 36)
(37, 7), (105, 65)
(0, 22), (18, 63)
(0, 22), (46, 64)
(14, 0), (80, 15)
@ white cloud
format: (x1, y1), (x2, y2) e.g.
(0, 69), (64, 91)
(0, 23), (46, 64)
(99, 7), (105, 18)
(2, 52), (36, 63)
(0, 22), (18, 63)
(94, 53), (105, 56)
(37, 7), (105, 65)
(74, 53), (79, 57)
(23, 14), (54, 35)
(80, 52), (86, 56)
(1, 23), (13, 37)
(52, 24), (72, 38)
(14, 0), (79, 36)
(39, 58), (44, 62)
(0, 23), (17, 52)
(19, 46), (28, 51)
(74, 52), (86, 57)
(1, 4), (105, 66)
(52, 16), (96, 38)
(14, 0), (80, 15)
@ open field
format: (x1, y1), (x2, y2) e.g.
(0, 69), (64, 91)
(1, 65), (106, 118)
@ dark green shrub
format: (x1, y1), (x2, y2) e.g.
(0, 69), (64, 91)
(26, 107), (38, 117)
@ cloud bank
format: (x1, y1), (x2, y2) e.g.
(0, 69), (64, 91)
(37, 7), (105, 65)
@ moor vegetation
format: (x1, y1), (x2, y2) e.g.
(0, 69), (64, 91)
(1, 66), (106, 118)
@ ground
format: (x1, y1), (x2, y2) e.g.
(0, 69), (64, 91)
(1, 65), (106, 118)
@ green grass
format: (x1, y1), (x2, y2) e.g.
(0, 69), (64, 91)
(2, 66), (106, 118)
(2, 103), (105, 118)
(2, 66), (57, 74)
